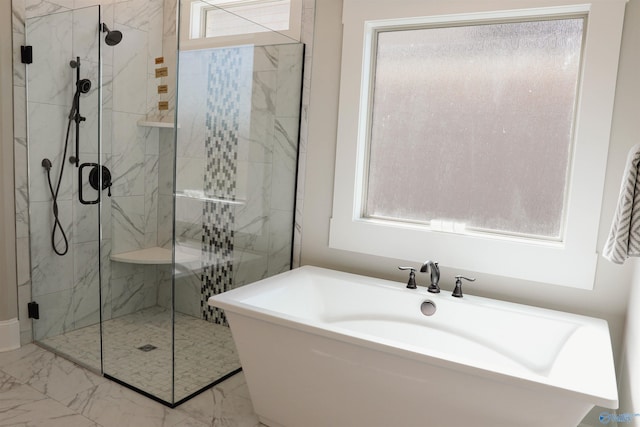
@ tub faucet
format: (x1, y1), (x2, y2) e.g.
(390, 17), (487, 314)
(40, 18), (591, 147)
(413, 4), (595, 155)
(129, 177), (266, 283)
(420, 261), (440, 293)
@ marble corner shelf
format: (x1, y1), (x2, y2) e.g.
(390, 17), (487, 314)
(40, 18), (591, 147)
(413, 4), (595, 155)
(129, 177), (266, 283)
(136, 119), (175, 128)
(111, 246), (200, 265)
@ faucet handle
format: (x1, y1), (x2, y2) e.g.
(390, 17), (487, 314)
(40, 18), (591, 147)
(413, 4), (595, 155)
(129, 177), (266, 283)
(398, 266), (417, 289)
(452, 275), (475, 298)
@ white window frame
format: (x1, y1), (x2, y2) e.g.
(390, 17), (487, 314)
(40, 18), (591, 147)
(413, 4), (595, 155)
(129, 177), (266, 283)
(179, 0), (302, 50)
(329, 0), (627, 289)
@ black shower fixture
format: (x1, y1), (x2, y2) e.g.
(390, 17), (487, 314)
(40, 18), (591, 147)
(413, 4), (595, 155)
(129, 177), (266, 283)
(77, 78), (91, 94)
(101, 23), (123, 46)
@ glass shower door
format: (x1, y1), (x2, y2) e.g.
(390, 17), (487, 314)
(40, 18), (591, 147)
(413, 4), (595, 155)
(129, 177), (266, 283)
(26, 6), (103, 372)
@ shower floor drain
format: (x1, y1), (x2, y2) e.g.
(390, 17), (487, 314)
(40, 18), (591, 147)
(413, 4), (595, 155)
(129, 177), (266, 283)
(137, 344), (158, 352)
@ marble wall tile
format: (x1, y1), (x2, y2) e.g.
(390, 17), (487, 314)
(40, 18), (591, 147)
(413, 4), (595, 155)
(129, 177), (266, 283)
(32, 289), (74, 340)
(12, 34), (26, 89)
(17, 282), (33, 345)
(144, 154), (159, 248)
(27, 102), (74, 202)
(158, 128), (174, 197)
(174, 197), (202, 244)
(112, 25), (147, 114)
(252, 70), (276, 113)
(25, 11), (73, 106)
(231, 252), (268, 289)
(14, 137), (30, 239)
(110, 266), (157, 318)
(155, 265), (172, 309)
(25, 0), (73, 19)
(156, 194), (173, 249)
(234, 160), (270, 236)
(161, 34), (177, 119)
(271, 117), (299, 210)
(115, 0), (162, 32)
(253, 46), (278, 72)
(72, 6), (100, 64)
(102, 64), (114, 114)
(267, 209), (293, 276)
(110, 112), (145, 197)
(100, 4), (115, 67)
(99, 171), (113, 243)
(72, 241), (101, 329)
(175, 50), (208, 158)
(74, 0), (113, 8)
(145, 126), (159, 154)
(29, 200), (74, 297)
(13, 85), (26, 139)
(147, 5), (163, 75)
(110, 260), (144, 281)
(12, 0), (26, 35)
(162, 0), (177, 39)
(174, 269), (202, 318)
(100, 240), (113, 321)
(293, 1), (315, 267)
(174, 156), (204, 193)
(111, 195), (145, 254)
(242, 110), (275, 164)
(15, 238), (31, 288)
(275, 44), (304, 118)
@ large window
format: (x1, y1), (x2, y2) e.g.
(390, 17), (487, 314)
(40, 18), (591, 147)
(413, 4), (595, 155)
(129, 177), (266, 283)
(365, 18), (584, 241)
(330, 1), (627, 289)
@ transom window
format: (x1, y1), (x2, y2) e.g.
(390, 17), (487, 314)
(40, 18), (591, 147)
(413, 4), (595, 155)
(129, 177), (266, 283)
(180, 0), (302, 49)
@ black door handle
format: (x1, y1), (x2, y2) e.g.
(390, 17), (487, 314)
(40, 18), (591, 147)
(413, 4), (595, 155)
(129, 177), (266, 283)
(78, 162), (101, 205)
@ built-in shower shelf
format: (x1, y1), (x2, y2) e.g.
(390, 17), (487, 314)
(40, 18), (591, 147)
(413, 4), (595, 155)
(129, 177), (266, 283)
(137, 119), (175, 128)
(111, 246), (200, 265)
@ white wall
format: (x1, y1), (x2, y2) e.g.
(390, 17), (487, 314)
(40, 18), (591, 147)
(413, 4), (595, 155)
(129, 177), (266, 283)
(618, 259), (640, 425)
(612, 0), (640, 421)
(0, 0), (18, 324)
(299, 0), (640, 383)
(0, 2), (18, 326)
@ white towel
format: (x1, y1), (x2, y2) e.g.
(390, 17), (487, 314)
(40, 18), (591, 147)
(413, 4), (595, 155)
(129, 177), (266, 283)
(603, 144), (640, 264)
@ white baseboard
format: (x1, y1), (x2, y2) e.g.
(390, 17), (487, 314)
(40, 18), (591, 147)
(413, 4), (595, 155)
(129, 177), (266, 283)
(0, 318), (20, 352)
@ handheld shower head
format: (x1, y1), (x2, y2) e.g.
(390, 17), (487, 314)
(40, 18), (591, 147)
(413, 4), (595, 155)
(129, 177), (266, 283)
(77, 78), (91, 94)
(101, 23), (123, 46)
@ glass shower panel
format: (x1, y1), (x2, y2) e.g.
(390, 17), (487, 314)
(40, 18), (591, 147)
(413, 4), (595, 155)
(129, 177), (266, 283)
(173, 41), (304, 402)
(26, 6), (102, 372)
(99, 10), (174, 401)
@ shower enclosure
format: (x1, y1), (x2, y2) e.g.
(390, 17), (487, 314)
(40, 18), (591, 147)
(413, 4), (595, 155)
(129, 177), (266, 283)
(24, 2), (303, 406)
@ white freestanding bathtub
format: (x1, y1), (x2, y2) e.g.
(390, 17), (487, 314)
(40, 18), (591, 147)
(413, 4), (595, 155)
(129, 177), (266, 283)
(209, 266), (618, 427)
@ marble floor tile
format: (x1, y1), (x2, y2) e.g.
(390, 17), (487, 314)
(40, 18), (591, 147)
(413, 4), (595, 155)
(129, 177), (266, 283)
(0, 344), (265, 427)
(176, 384), (261, 427)
(0, 344), (106, 403)
(0, 370), (48, 411)
(0, 398), (99, 427)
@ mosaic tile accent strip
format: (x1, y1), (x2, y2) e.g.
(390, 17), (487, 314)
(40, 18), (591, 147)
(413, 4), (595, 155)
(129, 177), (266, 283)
(201, 48), (244, 324)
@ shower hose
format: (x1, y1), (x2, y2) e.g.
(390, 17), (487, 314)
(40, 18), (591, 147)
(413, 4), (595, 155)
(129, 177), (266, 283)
(42, 118), (73, 256)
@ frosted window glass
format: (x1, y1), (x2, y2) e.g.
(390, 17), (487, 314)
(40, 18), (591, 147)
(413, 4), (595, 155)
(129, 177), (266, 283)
(364, 19), (584, 239)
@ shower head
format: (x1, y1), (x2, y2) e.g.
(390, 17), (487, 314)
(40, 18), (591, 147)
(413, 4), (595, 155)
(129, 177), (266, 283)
(101, 23), (123, 46)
